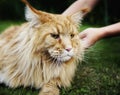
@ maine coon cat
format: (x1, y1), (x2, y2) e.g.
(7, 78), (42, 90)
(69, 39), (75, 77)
(0, 0), (87, 95)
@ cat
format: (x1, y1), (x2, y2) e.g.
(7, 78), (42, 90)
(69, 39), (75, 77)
(0, 0), (87, 95)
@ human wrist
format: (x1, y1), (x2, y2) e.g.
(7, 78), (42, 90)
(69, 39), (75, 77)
(98, 27), (109, 39)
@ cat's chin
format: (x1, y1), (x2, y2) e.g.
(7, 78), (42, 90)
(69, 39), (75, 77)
(55, 56), (72, 63)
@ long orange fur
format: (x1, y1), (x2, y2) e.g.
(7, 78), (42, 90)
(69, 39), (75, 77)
(0, 0), (85, 95)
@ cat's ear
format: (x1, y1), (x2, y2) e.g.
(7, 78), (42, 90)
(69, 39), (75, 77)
(22, 0), (52, 27)
(25, 5), (39, 22)
(25, 7), (42, 29)
(22, 0), (40, 25)
(70, 8), (89, 24)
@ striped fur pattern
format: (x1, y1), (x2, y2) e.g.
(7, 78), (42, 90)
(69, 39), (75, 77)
(0, 0), (85, 95)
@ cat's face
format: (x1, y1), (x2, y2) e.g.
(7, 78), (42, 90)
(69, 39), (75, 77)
(39, 17), (81, 62)
(23, 0), (85, 63)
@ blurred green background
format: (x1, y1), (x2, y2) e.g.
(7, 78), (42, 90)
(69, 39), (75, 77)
(0, 0), (120, 95)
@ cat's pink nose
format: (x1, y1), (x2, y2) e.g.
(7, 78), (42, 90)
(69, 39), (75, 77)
(65, 48), (72, 52)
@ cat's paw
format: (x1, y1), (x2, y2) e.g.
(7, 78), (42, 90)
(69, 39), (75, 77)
(39, 91), (59, 95)
(39, 87), (59, 95)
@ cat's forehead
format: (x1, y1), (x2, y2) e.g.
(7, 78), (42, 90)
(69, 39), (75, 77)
(44, 13), (70, 23)
(46, 15), (77, 33)
(53, 15), (72, 24)
(49, 23), (77, 35)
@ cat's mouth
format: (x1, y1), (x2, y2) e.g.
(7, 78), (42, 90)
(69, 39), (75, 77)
(56, 55), (72, 62)
(49, 54), (73, 63)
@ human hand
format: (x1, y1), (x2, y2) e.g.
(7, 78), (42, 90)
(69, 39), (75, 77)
(79, 28), (104, 49)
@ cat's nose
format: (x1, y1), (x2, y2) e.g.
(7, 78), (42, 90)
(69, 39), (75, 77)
(65, 48), (72, 52)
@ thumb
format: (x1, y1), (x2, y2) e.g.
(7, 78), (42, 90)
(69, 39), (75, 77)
(79, 32), (87, 39)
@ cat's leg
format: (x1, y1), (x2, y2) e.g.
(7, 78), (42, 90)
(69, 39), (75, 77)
(39, 81), (59, 95)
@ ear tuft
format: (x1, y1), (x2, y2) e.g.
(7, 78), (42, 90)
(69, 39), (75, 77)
(22, 0), (39, 22)
(25, 6), (39, 22)
(22, 0), (53, 27)
(71, 7), (90, 25)
(71, 11), (83, 25)
(22, 0), (41, 27)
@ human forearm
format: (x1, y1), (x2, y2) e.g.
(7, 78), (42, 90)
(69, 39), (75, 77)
(79, 22), (120, 48)
(63, 0), (86, 15)
(63, 0), (98, 15)
(99, 22), (120, 38)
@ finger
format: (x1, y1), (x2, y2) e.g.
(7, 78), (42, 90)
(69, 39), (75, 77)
(79, 32), (87, 39)
(81, 39), (91, 49)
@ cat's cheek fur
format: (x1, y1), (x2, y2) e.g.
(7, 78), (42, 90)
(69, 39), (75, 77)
(44, 36), (57, 49)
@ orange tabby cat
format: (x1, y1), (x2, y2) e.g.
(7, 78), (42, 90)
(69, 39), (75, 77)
(0, 0), (86, 95)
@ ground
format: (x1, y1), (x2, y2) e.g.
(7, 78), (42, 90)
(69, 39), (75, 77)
(0, 21), (120, 95)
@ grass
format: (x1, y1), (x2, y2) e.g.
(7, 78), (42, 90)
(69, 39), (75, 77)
(0, 21), (120, 95)
(0, 20), (23, 32)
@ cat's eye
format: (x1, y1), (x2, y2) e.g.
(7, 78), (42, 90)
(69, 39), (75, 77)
(70, 34), (75, 38)
(50, 33), (60, 39)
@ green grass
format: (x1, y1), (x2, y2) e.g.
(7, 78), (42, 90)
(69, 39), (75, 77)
(0, 21), (120, 95)
(0, 20), (23, 32)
